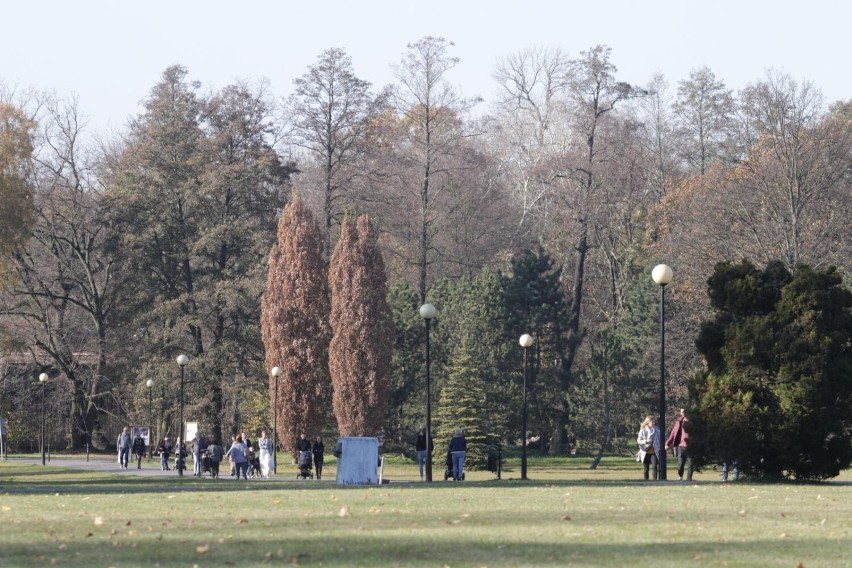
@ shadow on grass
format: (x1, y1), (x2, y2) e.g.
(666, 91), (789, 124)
(0, 532), (836, 567)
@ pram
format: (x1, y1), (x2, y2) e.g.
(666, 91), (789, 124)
(443, 448), (465, 481)
(297, 450), (313, 479)
(201, 450), (211, 475)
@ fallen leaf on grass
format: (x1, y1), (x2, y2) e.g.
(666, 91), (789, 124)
(560, 515), (571, 521)
(85, 533), (93, 538)
(369, 506), (380, 513)
(692, 554), (702, 560)
(338, 507), (349, 517)
(272, 498), (281, 504)
(125, 521), (131, 526)
(738, 510), (746, 516)
(94, 517), (104, 526)
(821, 518), (826, 524)
(236, 518), (247, 524)
(796, 563), (805, 568)
(780, 533), (789, 539)
(196, 544), (210, 553)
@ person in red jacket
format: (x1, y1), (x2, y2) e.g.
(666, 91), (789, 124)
(665, 408), (692, 481)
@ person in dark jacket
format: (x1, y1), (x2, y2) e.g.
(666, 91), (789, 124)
(312, 436), (325, 480)
(415, 428), (433, 480)
(131, 432), (146, 469)
(206, 440), (224, 479)
(664, 408), (692, 481)
(116, 427), (132, 469)
(156, 436), (172, 471)
(449, 428), (467, 481)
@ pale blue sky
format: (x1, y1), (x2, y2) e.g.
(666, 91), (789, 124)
(3, 1), (849, 133)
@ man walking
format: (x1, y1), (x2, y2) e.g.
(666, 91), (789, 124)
(117, 427), (131, 469)
(665, 408), (692, 481)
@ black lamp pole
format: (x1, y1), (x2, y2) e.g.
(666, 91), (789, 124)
(420, 303), (436, 482)
(519, 334), (533, 480)
(39, 373), (48, 466)
(271, 366), (281, 474)
(652, 264), (673, 481)
(176, 355), (189, 476)
(147, 379), (154, 461)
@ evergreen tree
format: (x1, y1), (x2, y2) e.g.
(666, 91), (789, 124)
(385, 280), (425, 447)
(328, 214), (394, 436)
(261, 193), (330, 455)
(689, 260), (852, 479)
(500, 247), (570, 453)
(434, 335), (490, 470)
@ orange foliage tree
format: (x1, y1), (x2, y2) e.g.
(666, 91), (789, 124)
(261, 194), (330, 455)
(328, 214), (394, 436)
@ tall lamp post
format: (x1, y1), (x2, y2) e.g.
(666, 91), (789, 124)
(146, 379), (154, 461)
(176, 354), (189, 476)
(519, 334), (534, 480)
(271, 366), (282, 474)
(419, 303), (436, 482)
(652, 264), (673, 481)
(39, 373), (48, 466)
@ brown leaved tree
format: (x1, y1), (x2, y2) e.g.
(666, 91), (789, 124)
(261, 193), (330, 455)
(328, 214), (394, 436)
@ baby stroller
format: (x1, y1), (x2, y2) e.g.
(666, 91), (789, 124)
(297, 450), (313, 479)
(200, 450), (211, 476)
(443, 448), (465, 481)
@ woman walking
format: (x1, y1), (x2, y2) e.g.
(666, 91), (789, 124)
(637, 416), (661, 480)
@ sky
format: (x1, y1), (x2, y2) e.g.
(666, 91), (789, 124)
(2, 1), (850, 134)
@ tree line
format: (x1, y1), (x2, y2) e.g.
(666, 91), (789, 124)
(1, 38), (849, 473)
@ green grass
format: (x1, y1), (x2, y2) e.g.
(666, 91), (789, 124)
(1, 456), (851, 567)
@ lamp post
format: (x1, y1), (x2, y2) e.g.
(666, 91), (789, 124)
(652, 263), (673, 481)
(419, 303), (436, 482)
(519, 334), (534, 480)
(271, 366), (282, 474)
(39, 373), (48, 466)
(146, 379), (154, 461)
(176, 354), (189, 476)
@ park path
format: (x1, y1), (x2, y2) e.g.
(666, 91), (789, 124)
(4, 454), (289, 480)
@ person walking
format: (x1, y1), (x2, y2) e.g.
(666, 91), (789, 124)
(116, 427), (131, 469)
(415, 428), (433, 481)
(156, 436), (173, 471)
(312, 436), (325, 480)
(665, 408), (692, 481)
(637, 416), (661, 481)
(257, 431), (273, 479)
(131, 431), (146, 469)
(190, 432), (204, 477)
(449, 428), (467, 482)
(225, 435), (249, 480)
(206, 439), (223, 479)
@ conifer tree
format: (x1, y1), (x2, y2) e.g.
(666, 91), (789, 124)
(328, 214), (394, 436)
(435, 334), (490, 470)
(261, 194), (330, 455)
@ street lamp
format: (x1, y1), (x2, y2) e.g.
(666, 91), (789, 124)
(652, 263), (673, 481)
(176, 354), (189, 476)
(39, 373), (48, 466)
(146, 379), (154, 461)
(271, 366), (282, 474)
(419, 303), (436, 482)
(519, 334), (534, 480)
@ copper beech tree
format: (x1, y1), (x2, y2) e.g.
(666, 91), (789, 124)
(261, 194), (330, 456)
(328, 214), (394, 436)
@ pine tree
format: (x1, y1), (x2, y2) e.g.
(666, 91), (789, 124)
(435, 335), (490, 470)
(261, 193), (330, 455)
(328, 214), (394, 436)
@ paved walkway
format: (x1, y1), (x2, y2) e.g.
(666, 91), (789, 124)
(5, 455), (291, 480)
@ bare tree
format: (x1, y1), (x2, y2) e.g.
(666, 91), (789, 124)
(286, 48), (381, 259)
(674, 66), (735, 175)
(387, 36), (483, 303)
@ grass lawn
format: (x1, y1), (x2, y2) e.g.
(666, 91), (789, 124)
(1, 454), (850, 567)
